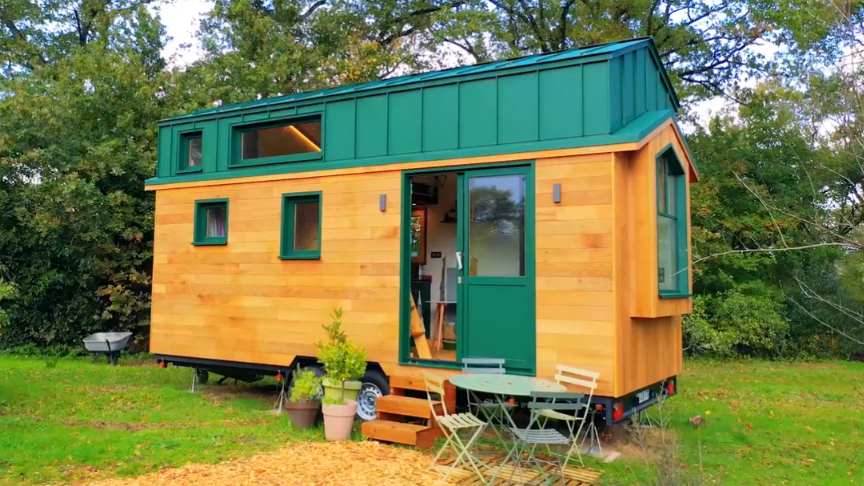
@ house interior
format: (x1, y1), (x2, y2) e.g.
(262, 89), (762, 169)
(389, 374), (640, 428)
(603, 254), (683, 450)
(409, 172), (459, 363)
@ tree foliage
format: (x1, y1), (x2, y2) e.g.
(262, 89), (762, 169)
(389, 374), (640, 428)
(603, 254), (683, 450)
(0, 0), (863, 357)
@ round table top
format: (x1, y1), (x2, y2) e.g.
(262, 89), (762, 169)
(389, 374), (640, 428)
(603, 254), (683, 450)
(448, 373), (565, 397)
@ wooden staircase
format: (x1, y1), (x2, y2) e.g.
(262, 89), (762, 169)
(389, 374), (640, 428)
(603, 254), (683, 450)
(360, 374), (456, 448)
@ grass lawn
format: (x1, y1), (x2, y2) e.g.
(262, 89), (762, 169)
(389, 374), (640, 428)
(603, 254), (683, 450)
(0, 355), (322, 485)
(602, 359), (864, 484)
(0, 355), (862, 484)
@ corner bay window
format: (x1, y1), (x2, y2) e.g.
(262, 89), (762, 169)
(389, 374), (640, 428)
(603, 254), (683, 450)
(193, 199), (228, 245)
(656, 147), (688, 296)
(233, 116), (322, 166)
(281, 193), (321, 259)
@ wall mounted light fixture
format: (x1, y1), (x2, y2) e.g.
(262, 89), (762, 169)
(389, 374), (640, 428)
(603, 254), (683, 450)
(552, 183), (562, 204)
(379, 194), (387, 212)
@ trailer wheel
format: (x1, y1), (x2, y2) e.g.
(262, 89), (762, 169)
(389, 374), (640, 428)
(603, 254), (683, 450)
(195, 368), (209, 385)
(357, 369), (389, 421)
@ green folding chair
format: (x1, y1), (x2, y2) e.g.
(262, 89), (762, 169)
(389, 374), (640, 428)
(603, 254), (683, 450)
(502, 390), (588, 482)
(424, 373), (488, 483)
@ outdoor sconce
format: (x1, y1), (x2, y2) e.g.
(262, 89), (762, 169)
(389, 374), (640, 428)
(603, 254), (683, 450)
(552, 183), (562, 204)
(379, 194), (387, 212)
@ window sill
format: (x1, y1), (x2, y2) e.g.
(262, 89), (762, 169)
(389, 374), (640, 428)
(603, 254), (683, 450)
(659, 291), (691, 299)
(279, 253), (320, 260)
(192, 241), (227, 246)
(177, 167), (203, 174)
(230, 152), (323, 169)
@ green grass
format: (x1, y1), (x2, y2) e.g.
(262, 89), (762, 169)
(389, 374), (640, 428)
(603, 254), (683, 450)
(0, 355), (322, 484)
(601, 360), (864, 484)
(1, 356), (862, 484)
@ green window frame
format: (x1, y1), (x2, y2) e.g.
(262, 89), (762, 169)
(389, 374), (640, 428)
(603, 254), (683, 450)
(280, 192), (322, 259)
(193, 198), (229, 246)
(178, 131), (203, 173)
(230, 115), (323, 168)
(656, 145), (689, 298)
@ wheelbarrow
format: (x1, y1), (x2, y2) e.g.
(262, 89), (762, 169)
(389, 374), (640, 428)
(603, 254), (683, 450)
(82, 332), (133, 365)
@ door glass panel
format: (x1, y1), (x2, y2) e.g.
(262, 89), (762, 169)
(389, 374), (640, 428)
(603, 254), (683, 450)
(468, 174), (525, 277)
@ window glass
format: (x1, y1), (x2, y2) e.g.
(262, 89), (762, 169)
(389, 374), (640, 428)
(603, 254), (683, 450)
(205, 205), (226, 238)
(187, 136), (202, 167)
(468, 174), (525, 277)
(293, 200), (320, 251)
(658, 215), (677, 291)
(241, 118), (321, 160)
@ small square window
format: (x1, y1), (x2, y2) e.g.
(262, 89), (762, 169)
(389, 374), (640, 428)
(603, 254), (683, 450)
(281, 193), (321, 259)
(193, 199), (228, 245)
(180, 132), (203, 172)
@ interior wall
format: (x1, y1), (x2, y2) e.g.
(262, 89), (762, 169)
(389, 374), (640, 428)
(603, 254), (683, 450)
(416, 173), (457, 302)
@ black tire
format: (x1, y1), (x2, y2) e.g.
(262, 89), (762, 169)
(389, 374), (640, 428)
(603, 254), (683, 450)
(195, 368), (209, 385)
(356, 369), (389, 421)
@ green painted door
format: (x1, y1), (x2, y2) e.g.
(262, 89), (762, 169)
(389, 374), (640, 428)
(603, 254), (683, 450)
(457, 166), (535, 374)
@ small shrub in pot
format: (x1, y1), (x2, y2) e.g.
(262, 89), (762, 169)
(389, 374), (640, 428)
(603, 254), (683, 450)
(284, 367), (321, 429)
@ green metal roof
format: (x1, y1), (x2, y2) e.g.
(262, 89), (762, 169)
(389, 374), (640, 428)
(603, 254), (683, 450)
(163, 37), (678, 124)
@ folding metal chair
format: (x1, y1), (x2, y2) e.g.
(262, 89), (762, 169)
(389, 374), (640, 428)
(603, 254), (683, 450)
(462, 358), (512, 424)
(503, 390), (588, 482)
(424, 373), (488, 483)
(537, 365), (601, 453)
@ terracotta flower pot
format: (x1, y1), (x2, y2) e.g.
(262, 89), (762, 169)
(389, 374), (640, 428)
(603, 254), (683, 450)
(322, 400), (357, 441)
(284, 399), (320, 429)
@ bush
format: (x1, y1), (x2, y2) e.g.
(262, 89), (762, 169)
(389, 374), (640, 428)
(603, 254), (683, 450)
(289, 368), (322, 402)
(317, 308), (366, 384)
(684, 284), (789, 357)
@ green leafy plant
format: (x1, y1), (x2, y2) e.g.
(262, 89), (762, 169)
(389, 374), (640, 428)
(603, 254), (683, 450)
(289, 367), (322, 403)
(317, 308), (366, 385)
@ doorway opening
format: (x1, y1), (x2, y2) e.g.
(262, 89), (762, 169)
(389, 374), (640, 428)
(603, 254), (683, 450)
(409, 171), (459, 363)
(402, 163), (536, 374)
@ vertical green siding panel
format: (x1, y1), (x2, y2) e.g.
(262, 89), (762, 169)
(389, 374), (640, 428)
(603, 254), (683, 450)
(460, 78), (497, 148)
(658, 76), (669, 109)
(422, 84), (459, 151)
(583, 61), (610, 136)
(157, 126), (173, 178)
(356, 95), (388, 158)
(539, 66), (583, 139)
(634, 49), (647, 116)
(608, 57), (622, 132)
(216, 117), (237, 171)
(499, 72), (538, 144)
(622, 52), (635, 124)
(325, 100), (356, 161)
(645, 57), (659, 111)
(388, 91), (422, 155)
(200, 121), (219, 173)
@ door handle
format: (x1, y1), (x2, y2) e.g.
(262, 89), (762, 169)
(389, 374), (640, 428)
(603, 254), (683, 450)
(456, 251), (463, 270)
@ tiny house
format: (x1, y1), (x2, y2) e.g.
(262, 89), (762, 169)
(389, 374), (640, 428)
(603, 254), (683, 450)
(147, 38), (698, 431)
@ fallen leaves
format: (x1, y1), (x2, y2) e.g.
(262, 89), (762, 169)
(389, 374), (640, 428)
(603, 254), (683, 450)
(84, 441), (454, 486)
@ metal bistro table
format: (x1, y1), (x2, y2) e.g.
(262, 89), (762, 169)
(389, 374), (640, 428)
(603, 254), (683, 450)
(449, 373), (565, 436)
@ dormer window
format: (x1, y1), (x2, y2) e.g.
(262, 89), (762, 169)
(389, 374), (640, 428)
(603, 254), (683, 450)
(231, 115), (322, 167)
(179, 131), (203, 172)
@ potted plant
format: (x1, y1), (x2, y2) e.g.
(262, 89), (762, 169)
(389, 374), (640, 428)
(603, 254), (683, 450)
(284, 367), (321, 429)
(318, 308), (367, 441)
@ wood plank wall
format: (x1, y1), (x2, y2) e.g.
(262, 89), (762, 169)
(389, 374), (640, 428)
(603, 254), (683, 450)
(150, 134), (691, 398)
(614, 124), (691, 395)
(534, 153), (617, 395)
(150, 171), (404, 367)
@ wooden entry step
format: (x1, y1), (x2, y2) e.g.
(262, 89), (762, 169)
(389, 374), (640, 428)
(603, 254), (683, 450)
(360, 419), (440, 448)
(375, 395), (432, 419)
(389, 374), (457, 412)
